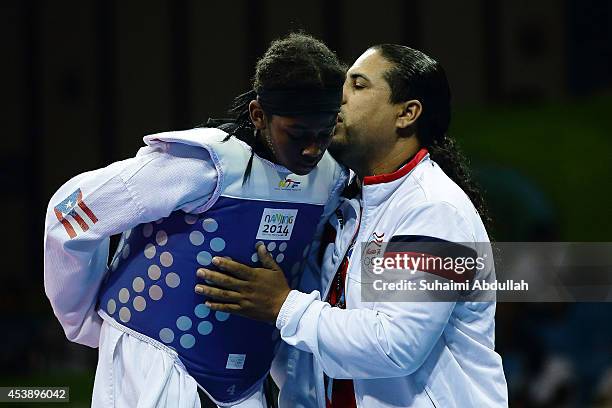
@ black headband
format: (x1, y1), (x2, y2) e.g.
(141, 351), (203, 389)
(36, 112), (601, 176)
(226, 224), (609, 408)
(257, 87), (343, 116)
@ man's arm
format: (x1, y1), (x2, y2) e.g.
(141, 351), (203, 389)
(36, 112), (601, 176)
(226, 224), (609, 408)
(276, 290), (455, 379)
(195, 201), (475, 379)
(196, 247), (454, 379)
(45, 142), (217, 347)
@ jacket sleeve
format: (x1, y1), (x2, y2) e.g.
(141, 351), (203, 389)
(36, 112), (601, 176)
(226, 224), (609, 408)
(44, 142), (218, 347)
(276, 201), (475, 379)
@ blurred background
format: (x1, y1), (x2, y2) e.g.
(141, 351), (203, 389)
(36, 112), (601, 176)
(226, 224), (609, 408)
(2, 0), (612, 406)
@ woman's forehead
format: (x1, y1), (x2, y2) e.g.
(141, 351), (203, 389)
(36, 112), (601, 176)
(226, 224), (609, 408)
(273, 113), (338, 129)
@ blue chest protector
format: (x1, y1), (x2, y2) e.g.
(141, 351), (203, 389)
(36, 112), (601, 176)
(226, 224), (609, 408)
(98, 128), (343, 404)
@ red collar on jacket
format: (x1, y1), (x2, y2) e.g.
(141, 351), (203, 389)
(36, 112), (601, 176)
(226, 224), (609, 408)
(362, 148), (429, 186)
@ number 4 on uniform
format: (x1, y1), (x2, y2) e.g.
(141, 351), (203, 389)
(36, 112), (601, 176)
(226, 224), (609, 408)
(227, 385), (236, 395)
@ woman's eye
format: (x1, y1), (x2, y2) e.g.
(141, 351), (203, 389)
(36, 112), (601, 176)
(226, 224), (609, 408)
(354, 82), (365, 89)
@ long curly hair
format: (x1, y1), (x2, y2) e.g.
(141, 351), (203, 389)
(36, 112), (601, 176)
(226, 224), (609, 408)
(372, 44), (491, 229)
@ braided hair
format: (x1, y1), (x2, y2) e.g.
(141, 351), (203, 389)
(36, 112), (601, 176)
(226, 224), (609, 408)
(372, 44), (491, 229)
(206, 33), (345, 183)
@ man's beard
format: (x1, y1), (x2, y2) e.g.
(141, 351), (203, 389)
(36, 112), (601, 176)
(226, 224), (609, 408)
(327, 126), (351, 166)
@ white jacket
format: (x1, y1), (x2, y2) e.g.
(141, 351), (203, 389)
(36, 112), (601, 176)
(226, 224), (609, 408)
(272, 150), (509, 407)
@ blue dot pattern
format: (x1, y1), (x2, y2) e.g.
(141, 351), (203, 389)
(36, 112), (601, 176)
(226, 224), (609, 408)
(215, 311), (230, 322)
(176, 316), (192, 331)
(209, 237), (226, 252)
(98, 196), (324, 404)
(180, 333), (196, 349)
(159, 328), (174, 343)
(198, 321), (213, 336)
(197, 251), (213, 266)
(194, 304), (210, 319)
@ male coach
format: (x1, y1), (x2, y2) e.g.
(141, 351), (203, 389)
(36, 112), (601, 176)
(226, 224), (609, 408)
(195, 45), (509, 407)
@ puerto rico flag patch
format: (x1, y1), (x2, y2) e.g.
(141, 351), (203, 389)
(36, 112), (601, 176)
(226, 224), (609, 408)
(54, 188), (98, 238)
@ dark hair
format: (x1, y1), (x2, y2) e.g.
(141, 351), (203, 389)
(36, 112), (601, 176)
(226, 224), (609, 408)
(372, 44), (491, 229)
(205, 33), (345, 182)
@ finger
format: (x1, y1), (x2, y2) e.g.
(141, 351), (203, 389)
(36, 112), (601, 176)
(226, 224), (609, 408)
(205, 301), (243, 314)
(196, 269), (245, 291)
(211, 257), (253, 280)
(257, 243), (281, 271)
(194, 285), (242, 302)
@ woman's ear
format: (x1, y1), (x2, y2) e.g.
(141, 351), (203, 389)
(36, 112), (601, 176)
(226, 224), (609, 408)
(249, 100), (267, 130)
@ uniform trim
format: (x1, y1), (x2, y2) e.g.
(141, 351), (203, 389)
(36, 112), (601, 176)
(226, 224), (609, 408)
(363, 148), (428, 185)
(386, 235), (477, 282)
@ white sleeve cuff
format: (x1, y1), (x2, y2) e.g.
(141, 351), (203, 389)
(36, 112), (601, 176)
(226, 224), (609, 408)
(276, 289), (323, 331)
(276, 289), (301, 330)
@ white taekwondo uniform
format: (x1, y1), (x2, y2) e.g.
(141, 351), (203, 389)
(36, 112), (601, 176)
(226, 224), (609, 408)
(44, 127), (346, 407)
(271, 149), (509, 407)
